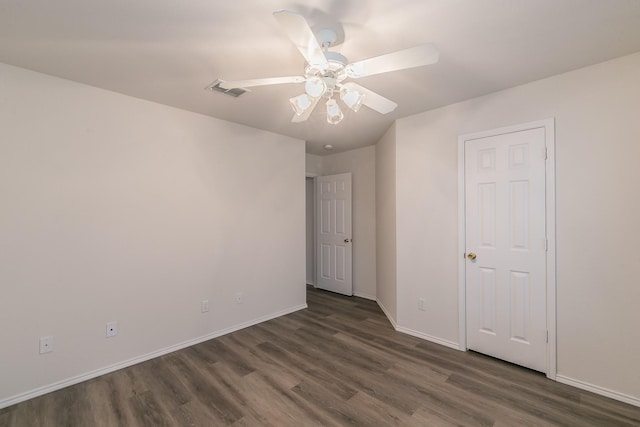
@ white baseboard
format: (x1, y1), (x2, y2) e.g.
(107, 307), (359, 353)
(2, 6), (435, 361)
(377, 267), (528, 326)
(395, 326), (460, 350)
(374, 299), (459, 351)
(556, 375), (640, 407)
(376, 299), (397, 329)
(0, 304), (307, 410)
(353, 292), (376, 301)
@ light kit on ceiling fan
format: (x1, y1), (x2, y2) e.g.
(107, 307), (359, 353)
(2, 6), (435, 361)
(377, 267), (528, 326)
(340, 87), (364, 112)
(304, 76), (327, 98)
(211, 10), (439, 125)
(289, 94), (314, 116)
(325, 99), (344, 124)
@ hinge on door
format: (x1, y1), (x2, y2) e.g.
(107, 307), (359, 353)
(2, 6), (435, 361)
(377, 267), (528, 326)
(545, 239), (548, 252)
(546, 330), (549, 343)
(544, 147), (548, 160)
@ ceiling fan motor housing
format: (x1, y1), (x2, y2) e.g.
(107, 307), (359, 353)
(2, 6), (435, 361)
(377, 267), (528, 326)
(305, 50), (348, 97)
(316, 28), (338, 48)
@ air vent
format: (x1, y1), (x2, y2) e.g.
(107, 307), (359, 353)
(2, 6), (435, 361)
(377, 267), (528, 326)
(205, 79), (249, 98)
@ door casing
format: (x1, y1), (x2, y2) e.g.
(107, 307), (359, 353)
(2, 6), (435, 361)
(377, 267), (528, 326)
(315, 173), (353, 295)
(457, 118), (557, 379)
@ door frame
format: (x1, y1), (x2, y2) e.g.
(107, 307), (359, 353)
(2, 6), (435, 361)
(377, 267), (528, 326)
(457, 118), (557, 379)
(315, 172), (353, 295)
(305, 175), (317, 286)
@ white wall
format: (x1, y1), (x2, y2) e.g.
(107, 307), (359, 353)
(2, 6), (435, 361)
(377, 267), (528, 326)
(395, 52), (640, 402)
(322, 146), (377, 300)
(375, 124), (398, 322)
(305, 153), (323, 176)
(0, 63), (306, 406)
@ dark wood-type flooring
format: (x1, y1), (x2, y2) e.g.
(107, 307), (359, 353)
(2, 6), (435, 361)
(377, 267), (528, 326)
(2, 287), (639, 426)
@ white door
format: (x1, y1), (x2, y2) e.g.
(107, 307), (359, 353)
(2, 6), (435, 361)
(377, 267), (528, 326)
(316, 173), (352, 296)
(464, 127), (547, 372)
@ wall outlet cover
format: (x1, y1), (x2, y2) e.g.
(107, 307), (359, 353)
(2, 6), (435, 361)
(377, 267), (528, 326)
(39, 336), (54, 354)
(106, 321), (118, 337)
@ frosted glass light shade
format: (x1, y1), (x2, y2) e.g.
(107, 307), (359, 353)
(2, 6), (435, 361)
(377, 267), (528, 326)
(326, 98), (343, 124)
(289, 94), (313, 115)
(305, 76), (327, 98)
(340, 87), (364, 112)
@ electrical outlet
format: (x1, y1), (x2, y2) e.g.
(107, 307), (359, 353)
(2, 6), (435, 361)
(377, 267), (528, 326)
(235, 292), (243, 304)
(106, 321), (118, 337)
(39, 336), (54, 354)
(201, 299), (209, 313)
(418, 298), (426, 311)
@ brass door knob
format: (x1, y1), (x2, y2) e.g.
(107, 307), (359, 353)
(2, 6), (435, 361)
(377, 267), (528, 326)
(467, 252), (477, 261)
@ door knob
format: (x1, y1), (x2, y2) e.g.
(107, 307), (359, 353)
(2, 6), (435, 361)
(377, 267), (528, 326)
(467, 252), (477, 261)
(344, 238), (352, 243)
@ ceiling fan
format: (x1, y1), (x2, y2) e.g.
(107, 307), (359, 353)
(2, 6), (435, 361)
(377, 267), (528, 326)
(213, 10), (439, 124)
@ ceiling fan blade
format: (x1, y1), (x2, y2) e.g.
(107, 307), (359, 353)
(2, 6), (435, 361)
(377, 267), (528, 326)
(292, 96), (321, 122)
(273, 10), (329, 68)
(218, 76), (305, 89)
(345, 43), (439, 78)
(342, 82), (397, 114)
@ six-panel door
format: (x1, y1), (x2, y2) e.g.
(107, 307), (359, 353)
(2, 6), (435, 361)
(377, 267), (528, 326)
(465, 127), (547, 372)
(316, 173), (353, 296)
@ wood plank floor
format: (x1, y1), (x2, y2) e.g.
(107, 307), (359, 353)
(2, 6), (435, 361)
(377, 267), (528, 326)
(2, 287), (639, 426)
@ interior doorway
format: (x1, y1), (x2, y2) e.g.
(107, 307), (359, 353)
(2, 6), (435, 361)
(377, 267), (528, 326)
(306, 173), (354, 296)
(458, 118), (557, 379)
(306, 177), (315, 285)
(315, 173), (353, 296)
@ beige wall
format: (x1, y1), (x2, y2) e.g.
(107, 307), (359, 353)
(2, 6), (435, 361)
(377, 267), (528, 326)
(321, 146), (377, 299)
(0, 63), (306, 406)
(305, 153), (323, 176)
(395, 52), (640, 401)
(375, 124), (398, 322)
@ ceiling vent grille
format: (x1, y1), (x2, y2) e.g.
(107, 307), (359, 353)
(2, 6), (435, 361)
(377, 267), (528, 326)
(205, 79), (248, 97)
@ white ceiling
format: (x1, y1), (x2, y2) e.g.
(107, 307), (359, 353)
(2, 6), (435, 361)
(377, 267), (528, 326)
(1, 0), (640, 155)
